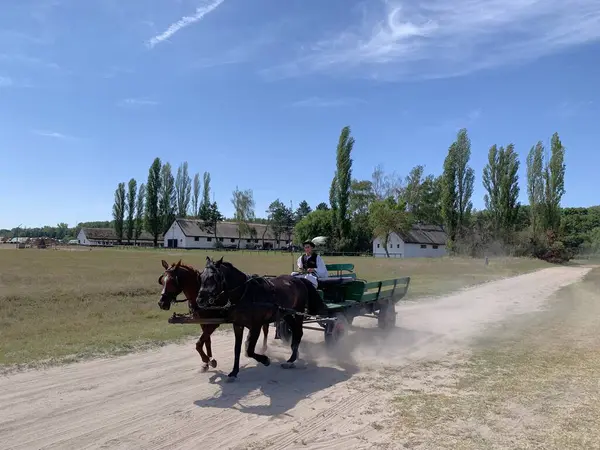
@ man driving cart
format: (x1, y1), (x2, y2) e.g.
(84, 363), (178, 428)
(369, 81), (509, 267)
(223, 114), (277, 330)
(291, 240), (328, 288)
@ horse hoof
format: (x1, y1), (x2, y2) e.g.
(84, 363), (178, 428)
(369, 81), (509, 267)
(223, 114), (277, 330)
(226, 375), (237, 383)
(263, 357), (271, 367)
(281, 362), (296, 369)
(201, 364), (209, 373)
(210, 359), (218, 368)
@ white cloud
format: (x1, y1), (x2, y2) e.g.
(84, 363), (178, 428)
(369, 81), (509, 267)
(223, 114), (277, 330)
(146, 0), (226, 49)
(117, 98), (159, 107)
(266, 0), (600, 80)
(290, 97), (365, 108)
(32, 130), (75, 140)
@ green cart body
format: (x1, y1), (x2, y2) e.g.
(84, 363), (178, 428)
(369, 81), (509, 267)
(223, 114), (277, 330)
(274, 263), (411, 346)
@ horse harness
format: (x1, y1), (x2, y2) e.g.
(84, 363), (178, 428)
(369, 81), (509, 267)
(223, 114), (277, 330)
(158, 268), (196, 304)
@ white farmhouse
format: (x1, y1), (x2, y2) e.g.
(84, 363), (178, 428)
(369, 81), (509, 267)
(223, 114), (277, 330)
(77, 228), (159, 246)
(163, 218), (294, 249)
(372, 224), (448, 258)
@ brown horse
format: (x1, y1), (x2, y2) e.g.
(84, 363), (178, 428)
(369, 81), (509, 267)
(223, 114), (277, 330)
(157, 259), (269, 372)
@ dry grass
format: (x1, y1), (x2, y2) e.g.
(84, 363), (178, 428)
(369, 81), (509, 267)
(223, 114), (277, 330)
(391, 266), (600, 449)
(0, 246), (549, 369)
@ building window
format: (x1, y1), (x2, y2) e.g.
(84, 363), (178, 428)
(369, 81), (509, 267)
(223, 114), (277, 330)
(397, 244), (400, 248)
(219, 238), (223, 242)
(377, 244), (380, 248)
(433, 245), (439, 249)
(230, 238), (235, 243)
(420, 244), (427, 249)
(194, 237), (199, 241)
(255, 239), (259, 243)
(207, 237), (212, 242)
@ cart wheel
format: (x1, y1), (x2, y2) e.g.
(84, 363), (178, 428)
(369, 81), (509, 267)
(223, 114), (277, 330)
(276, 317), (293, 344)
(325, 314), (348, 347)
(377, 302), (396, 329)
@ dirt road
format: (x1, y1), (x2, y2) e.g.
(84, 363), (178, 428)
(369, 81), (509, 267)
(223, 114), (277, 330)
(0, 266), (590, 450)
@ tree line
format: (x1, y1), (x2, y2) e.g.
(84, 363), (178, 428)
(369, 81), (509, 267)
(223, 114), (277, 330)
(2, 125), (594, 262)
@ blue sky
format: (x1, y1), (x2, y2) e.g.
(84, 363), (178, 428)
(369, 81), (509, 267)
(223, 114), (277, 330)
(1, 0), (599, 229)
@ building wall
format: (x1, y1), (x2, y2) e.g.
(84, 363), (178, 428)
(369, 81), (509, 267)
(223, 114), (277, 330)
(373, 233), (405, 258)
(403, 242), (447, 258)
(162, 220), (292, 249)
(372, 232), (447, 258)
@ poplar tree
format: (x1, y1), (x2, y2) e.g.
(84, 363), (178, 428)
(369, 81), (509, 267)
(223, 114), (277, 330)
(112, 182), (126, 244)
(125, 178), (137, 244)
(145, 157), (162, 246)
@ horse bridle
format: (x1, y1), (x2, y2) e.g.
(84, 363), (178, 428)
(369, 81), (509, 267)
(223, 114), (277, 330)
(158, 268), (194, 304)
(198, 265), (258, 309)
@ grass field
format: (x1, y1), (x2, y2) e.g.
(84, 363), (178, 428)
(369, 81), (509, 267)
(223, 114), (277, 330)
(391, 265), (600, 448)
(0, 246), (550, 369)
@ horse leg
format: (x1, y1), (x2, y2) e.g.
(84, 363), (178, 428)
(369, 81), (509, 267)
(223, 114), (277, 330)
(261, 323), (269, 353)
(281, 315), (303, 369)
(196, 326), (211, 371)
(203, 324), (218, 369)
(196, 325), (218, 372)
(228, 324), (244, 381)
(246, 324), (271, 367)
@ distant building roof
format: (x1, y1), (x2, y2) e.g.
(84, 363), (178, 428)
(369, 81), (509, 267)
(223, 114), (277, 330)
(174, 218), (293, 241)
(399, 224), (447, 245)
(374, 224), (447, 245)
(81, 227), (160, 241)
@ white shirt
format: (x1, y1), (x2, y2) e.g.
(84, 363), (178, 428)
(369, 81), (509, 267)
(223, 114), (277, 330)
(297, 254), (328, 279)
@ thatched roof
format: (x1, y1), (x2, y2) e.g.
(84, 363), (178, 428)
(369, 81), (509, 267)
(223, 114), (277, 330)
(397, 224), (447, 245)
(175, 219), (294, 241)
(81, 227), (160, 242)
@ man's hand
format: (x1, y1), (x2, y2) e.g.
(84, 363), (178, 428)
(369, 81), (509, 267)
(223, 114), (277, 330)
(307, 268), (315, 273)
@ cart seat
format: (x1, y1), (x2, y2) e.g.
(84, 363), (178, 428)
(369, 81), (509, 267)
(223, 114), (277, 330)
(317, 277), (356, 289)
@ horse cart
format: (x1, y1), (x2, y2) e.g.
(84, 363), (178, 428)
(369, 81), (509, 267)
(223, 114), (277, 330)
(166, 263), (411, 347)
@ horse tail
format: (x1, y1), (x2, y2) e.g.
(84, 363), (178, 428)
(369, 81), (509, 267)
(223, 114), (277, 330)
(298, 278), (327, 316)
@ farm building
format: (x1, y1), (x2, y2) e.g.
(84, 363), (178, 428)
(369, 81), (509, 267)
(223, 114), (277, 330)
(77, 228), (160, 247)
(372, 224), (448, 258)
(163, 218), (294, 249)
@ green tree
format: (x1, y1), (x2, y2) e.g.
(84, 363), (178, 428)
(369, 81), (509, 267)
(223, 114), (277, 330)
(418, 175), (443, 225)
(331, 125), (354, 249)
(144, 157), (162, 246)
(483, 143), (520, 241)
(441, 128), (475, 245)
(231, 186), (255, 248)
(112, 182), (126, 244)
(267, 199), (291, 245)
(527, 141), (545, 242)
(125, 178), (137, 244)
(192, 173), (200, 218)
(201, 171), (211, 210)
(316, 202), (329, 211)
(294, 209), (334, 245)
(159, 162), (176, 234)
(294, 200), (312, 222)
(543, 132), (566, 235)
(369, 198), (411, 258)
(134, 182), (145, 243)
(175, 161), (191, 218)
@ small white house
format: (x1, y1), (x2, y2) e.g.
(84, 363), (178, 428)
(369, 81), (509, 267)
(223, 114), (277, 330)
(372, 224), (448, 258)
(163, 218), (294, 249)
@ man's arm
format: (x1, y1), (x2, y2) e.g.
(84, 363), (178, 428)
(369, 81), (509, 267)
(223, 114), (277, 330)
(315, 255), (328, 278)
(297, 255), (303, 270)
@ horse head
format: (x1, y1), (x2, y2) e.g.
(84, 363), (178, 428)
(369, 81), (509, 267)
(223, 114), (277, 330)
(157, 259), (200, 310)
(197, 256), (248, 307)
